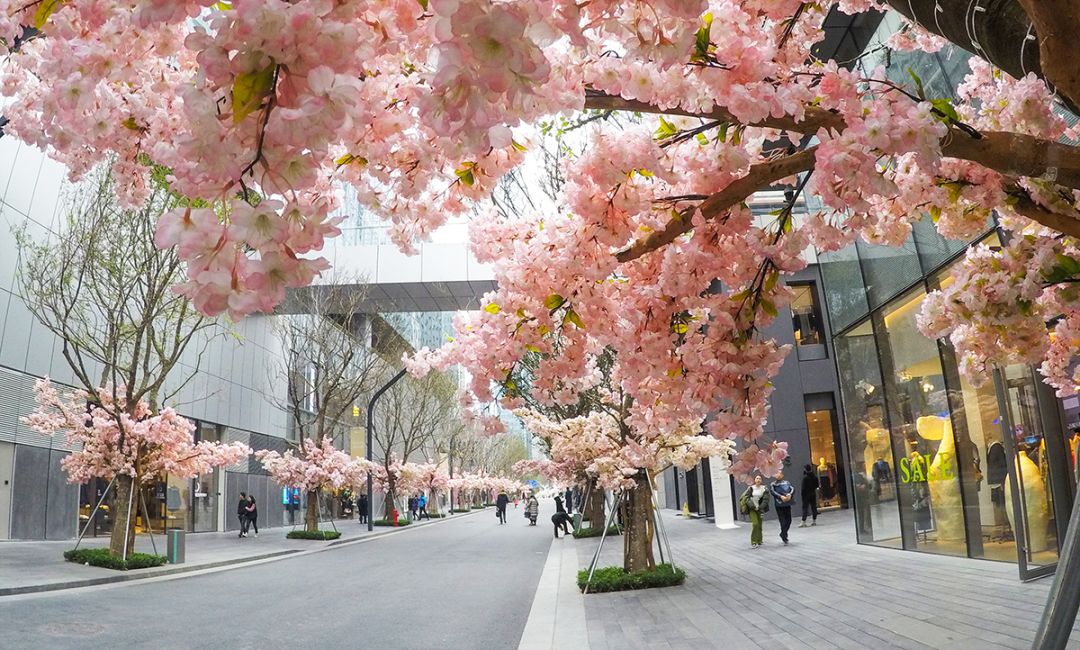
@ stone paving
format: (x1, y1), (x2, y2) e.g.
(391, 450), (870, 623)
(0, 512), (459, 596)
(573, 508), (1080, 650)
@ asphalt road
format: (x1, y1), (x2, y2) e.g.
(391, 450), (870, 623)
(0, 506), (553, 650)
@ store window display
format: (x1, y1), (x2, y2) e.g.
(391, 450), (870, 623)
(878, 287), (967, 556)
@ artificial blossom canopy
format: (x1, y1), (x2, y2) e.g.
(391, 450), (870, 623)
(5, 1), (1080, 477)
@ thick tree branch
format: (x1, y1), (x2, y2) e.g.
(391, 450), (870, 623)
(615, 148), (818, 263)
(1015, 0), (1080, 113)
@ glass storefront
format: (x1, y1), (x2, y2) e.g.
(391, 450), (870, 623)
(824, 228), (1076, 578)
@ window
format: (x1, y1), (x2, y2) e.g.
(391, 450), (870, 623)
(790, 283), (823, 346)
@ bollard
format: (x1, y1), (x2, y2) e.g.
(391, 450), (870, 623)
(167, 528), (186, 564)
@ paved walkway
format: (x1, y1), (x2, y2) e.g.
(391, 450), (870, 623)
(568, 509), (1080, 650)
(0, 513), (458, 596)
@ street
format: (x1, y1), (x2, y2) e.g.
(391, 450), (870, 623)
(0, 508), (552, 650)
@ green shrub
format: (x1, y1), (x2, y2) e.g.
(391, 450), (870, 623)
(63, 548), (167, 571)
(422, 513), (446, 518)
(576, 563), (685, 593)
(372, 518), (412, 526)
(451, 508), (470, 513)
(471, 505), (486, 510)
(286, 530), (342, 540)
(572, 525), (622, 539)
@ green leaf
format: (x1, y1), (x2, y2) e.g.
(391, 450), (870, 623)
(695, 133), (709, 146)
(929, 98), (959, 123)
(907, 67), (925, 99)
(718, 122), (729, 143)
(213, 0), (231, 9)
(764, 271), (779, 293)
(654, 117), (678, 141)
(121, 117), (141, 131)
(334, 153), (367, 167)
(525, 344), (541, 353)
(232, 63), (276, 124)
(634, 168), (654, 178)
(928, 205), (942, 223)
(564, 309), (585, 330)
(761, 299), (778, 318)
(484, 303), (501, 314)
(692, 13), (713, 62)
(416, 0), (429, 8)
(511, 139), (527, 153)
(672, 322), (688, 334)
(34, 0), (63, 29)
(544, 294), (565, 310)
(1056, 253), (1080, 276)
(537, 324), (550, 336)
(454, 165), (475, 187)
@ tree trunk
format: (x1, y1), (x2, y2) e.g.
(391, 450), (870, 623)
(109, 473), (138, 557)
(384, 477), (397, 520)
(585, 478), (605, 528)
(305, 489), (319, 533)
(428, 489), (440, 515)
(622, 472), (656, 574)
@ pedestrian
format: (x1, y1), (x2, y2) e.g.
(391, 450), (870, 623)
(407, 495), (417, 521)
(551, 495), (571, 538)
(513, 496), (519, 509)
(771, 471), (795, 545)
(358, 493), (368, 524)
(738, 475), (770, 548)
(526, 494), (539, 526)
(237, 491), (249, 538)
(418, 493), (428, 520)
(245, 494), (259, 537)
(800, 463), (819, 528)
(564, 488), (574, 512)
(495, 490), (509, 524)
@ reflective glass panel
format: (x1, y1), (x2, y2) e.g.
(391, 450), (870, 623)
(835, 319), (901, 546)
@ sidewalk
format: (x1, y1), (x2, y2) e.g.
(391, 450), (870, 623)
(0, 511), (467, 597)
(560, 509), (1080, 650)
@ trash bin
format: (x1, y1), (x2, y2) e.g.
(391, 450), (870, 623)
(167, 528), (186, 564)
(573, 513), (582, 530)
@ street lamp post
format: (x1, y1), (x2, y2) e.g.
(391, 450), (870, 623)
(366, 368), (407, 532)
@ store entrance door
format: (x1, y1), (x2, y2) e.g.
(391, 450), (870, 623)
(993, 367), (1064, 580)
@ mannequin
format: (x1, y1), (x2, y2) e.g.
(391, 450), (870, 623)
(915, 416), (964, 543)
(863, 427), (891, 476)
(1004, 451), (1050, 554)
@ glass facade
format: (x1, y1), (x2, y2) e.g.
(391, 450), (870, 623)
(822, 227), (1076, 576)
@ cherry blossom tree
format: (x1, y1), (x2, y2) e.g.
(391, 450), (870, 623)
(25, 380), (250, 557)
(16, 167), (220, 558)
(271, 275), (385, 530)
(413, 462), (450, 515)
(256, 437), (373, 532)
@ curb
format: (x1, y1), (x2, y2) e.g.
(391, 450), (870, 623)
(0, 508), (482, 598)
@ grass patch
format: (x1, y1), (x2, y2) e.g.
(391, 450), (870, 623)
(64, 548), (167, 571)
(421, 513), (446, 518)
(372, 518), (412, 526)
(577, 563), (685, 593)
(471, 505), (487, 509)
(286, 530), (342, 540)
(451, 508), (470, 513)
(572, 525), (622, 539)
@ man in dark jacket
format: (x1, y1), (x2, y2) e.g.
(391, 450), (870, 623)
(800, 464), (820, 527)
(495, 491), (509, 524)
(551, 496), (572, 538)
(358, 493), (369, 524)
(770, 472), (795, 545)
(237, 492), (249, 538)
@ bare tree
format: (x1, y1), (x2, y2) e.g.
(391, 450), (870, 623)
(272, 279), (384, 532)
(371, 372), (455, 518)
(16, 166), (216, 557)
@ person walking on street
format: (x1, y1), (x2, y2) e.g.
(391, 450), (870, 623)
(552, 495), (572, 538)
(496, 491), (509, 524)
(358, 493), (369, 524)
(771, 471), (795, 545)
(237, 492), (249, 538)
(738, 476), (770, 548)
(418, 493), (428, 520)
(407, 496), (417, 521)
(245, 494), (259, 537)
(526, 494), (539, 526)
(800, 464), (819, 528)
